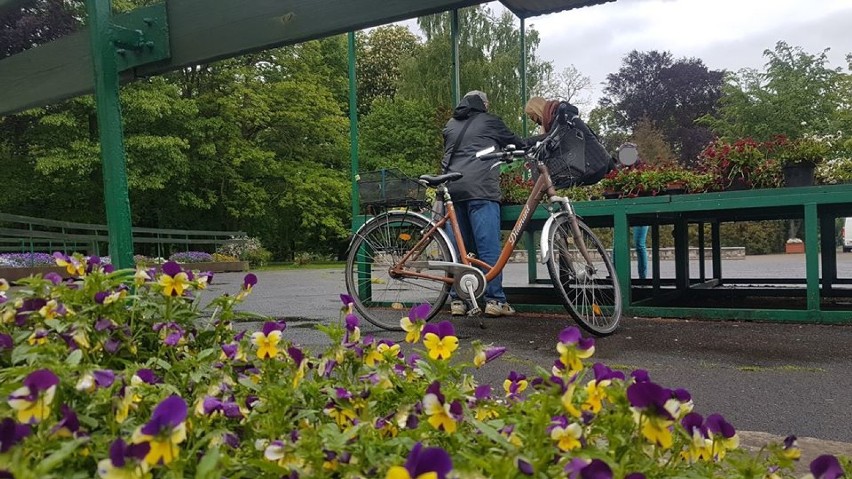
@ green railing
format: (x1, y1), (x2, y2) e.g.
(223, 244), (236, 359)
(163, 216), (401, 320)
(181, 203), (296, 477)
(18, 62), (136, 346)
(0, 212), (246, 259)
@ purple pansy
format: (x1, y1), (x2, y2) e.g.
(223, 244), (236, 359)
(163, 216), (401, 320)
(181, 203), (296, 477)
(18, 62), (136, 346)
(94, 370), (116, 388)
(400, 442), (452, 479)
(516, 457), (534, 475)
(0, 418), (31, 453)
(809, 454), (844, 479)
(161, 261), (182, 277)
(0, 333), (12, 350)
(50, 404), (81, 437)
(134, 369), (161, 384)
(44, 272), (62, 285)
(141, 395), (188, 436)
(705, 413), (736, 439)
(108, 438), (150, 468)
(243, 273), (258, 290)
(421, 320), (455, 338)
(626, 381), (674, 419)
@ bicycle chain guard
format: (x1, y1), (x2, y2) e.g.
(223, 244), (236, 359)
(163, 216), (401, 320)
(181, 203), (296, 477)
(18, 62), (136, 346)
(426, 261), (487, 300)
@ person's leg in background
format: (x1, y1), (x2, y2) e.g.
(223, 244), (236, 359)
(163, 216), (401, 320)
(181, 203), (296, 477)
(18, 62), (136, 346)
(633, 225), (650, 279)
(467, 199), (514, 317)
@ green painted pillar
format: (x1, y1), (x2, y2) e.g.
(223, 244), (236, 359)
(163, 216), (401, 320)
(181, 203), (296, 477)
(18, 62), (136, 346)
(613, 208), (630, 306)
(804, 203), (819, 311)
(348, 31), (360, 231)
(451, 9), (460, 106)
(85, 0), (134, 269)
(520, 17), (527, 135)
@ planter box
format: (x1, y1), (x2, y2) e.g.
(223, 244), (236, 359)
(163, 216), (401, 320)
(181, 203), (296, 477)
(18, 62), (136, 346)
(785, 242), (805, 254)
(1, 261), (250, 284)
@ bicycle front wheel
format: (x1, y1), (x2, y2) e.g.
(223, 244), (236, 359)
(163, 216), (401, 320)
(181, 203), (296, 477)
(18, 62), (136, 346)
(345, 212), (453, 331)
(546, 215), (622, 336)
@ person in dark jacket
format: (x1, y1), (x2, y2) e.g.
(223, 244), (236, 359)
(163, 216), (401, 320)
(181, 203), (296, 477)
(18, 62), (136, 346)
(441, 90), (526, 318)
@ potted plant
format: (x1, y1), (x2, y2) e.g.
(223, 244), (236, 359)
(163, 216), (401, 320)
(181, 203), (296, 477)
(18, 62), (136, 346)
(699, 138), (769, 191)
(777, 134), (831, 187)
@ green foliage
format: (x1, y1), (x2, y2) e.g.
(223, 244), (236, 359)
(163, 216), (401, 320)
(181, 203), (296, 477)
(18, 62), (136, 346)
(359, 97), (443, 175)
(355, 26), (421, 115)
(702, 42), (845, 141)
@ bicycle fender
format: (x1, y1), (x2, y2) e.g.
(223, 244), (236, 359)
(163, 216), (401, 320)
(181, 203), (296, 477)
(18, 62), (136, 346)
(346, 211), (459, 263)
(539, 212), (570, 264)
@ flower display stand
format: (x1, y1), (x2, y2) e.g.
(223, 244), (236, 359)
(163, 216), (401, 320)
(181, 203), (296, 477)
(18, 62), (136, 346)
(1, 261), (250, 284)
(783, 164), (816, 187)
(785, 242), (805, 254)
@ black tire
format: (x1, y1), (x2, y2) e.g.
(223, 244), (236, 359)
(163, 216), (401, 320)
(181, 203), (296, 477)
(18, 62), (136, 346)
(344, 212), (453, 330)
(545, 215), (622, 336)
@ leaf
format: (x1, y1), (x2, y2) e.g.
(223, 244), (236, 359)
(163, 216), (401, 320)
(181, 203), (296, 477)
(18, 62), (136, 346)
(34, 437), (89, 474)
(195, 447), (222, 479)
(469, 418), (513, 449)
(65, 348), (83, 366)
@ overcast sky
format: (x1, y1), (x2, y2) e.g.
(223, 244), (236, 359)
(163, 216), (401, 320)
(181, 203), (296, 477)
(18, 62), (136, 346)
(520, 0), (852, 108)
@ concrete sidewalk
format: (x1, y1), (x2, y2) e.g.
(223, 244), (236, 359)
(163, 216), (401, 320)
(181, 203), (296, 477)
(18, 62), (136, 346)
(206, 266), (852, 473)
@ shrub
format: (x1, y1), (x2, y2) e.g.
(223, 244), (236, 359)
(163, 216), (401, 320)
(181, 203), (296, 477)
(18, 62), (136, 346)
(0, 253), (848, 477)
(217, 236), (272, 266)
(0, 253), (56, 268)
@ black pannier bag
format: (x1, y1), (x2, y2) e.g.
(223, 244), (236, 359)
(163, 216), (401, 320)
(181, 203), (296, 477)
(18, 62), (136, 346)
(541, 102), (613, 189)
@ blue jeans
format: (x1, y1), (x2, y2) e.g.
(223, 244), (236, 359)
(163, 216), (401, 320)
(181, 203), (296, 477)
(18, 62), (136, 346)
(445, 199), (506, 303)
(634, 225), (649, 279)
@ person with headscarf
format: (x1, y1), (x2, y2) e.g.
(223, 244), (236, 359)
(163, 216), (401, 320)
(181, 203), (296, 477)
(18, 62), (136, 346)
(441, 90), (526, 318)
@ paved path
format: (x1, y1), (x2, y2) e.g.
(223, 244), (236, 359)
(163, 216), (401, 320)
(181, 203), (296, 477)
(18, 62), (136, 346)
(204, 257), (852, 471)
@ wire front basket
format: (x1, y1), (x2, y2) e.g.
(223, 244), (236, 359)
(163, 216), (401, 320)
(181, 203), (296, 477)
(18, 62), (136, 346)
(357, 169), (427, 212)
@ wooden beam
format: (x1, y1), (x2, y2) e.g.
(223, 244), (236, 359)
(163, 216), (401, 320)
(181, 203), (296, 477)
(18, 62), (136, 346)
(0, 0), (482, 115)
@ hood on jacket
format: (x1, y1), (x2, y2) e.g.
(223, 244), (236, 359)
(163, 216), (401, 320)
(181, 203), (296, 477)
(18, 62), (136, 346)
(452, 94), (487, 120)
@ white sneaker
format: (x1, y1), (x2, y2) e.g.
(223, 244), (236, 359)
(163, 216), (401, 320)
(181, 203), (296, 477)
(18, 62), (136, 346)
(484, 300), (515, 317)
(451, 300), (468, 316)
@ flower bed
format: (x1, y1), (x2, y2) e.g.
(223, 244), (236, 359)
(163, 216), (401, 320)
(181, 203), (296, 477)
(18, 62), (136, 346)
(0, 254), (848, 478)
(0, 252), (248, 283)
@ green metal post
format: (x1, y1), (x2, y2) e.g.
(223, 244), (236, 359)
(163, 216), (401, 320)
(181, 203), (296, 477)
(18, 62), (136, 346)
(520, 17), (527, 135)
(86, 0), (134, 269)
(613, 208), (630, 306)
(450, 9), (460, 106)
(804, 203), (819, 311)
(348, 31), (360, 231)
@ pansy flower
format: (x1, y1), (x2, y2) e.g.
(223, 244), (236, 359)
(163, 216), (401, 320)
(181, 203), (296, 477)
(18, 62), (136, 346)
(473, 344), (506, 368)
(422, 321), (458, 360)
(51, 404), (83, 438)
(220, 342), (247, 362)
(705, 413), (739, 459)
(195, 271), (213, 289)
(365, 339), (401, 366)
(627, 381), (677, 449)
(548, 415), (583, 452)
(236, 273), (258, 300)
(422, 381), (462, 433)
(470, 385), (499, 421)
(54, 252), (84, 276)
(264, 438), (304, 470)
(339, 293), (354, 315)
(134, 267), (151, 286)
(516, 457), (534, 476)
(566, 458), (613, 479)
(158, 261), (190, 297)
(7, 369), (60, 423)
(0, 417), (31, 453)
(344, 312), (361, 343)
(153, 322), (186, 347)
(97, 438), (151, 479)
(581, 363), (625, 414)
(805, 454), (844, 479)
(503, 371), (528, 401)
(556, 327), (595, 374)
(783, 435), (802, 460)
(76, 369), (116, 392)
(400, 303), (429, 343)
(680, 412), (713, 462)
(0, 333), (12, 350)
(38, 299), (71, 321)
(0, 278), (8, 304)
(132, 395), (188, 465)
(288, 346), (308, 387)
(27, 328), (49, 346)
(251, 321), (285, 359)
(386, 442), (452, 479)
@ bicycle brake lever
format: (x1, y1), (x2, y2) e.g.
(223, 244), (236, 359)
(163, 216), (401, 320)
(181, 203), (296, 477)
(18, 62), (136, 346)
(489, 161), (505, 171)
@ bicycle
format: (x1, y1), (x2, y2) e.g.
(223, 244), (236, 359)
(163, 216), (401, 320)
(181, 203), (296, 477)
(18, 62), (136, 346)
(345, 113), (622, 336)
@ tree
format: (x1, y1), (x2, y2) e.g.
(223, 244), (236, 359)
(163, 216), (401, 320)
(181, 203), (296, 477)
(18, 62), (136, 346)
(0, 0), (81, 58)
(533, 64), (593, 109)
(702, 42), (845, 141)
(600, 50), (724, 164)
(359, 97), (443, 175)
(398, 6), (550, 134)
(586, 104), (629, 155)
(356, 25), (421, 115)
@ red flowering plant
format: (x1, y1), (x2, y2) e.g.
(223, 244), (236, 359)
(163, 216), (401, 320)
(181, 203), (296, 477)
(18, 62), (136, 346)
(699, 138), (781, 190)
(500, 171), (534, 205)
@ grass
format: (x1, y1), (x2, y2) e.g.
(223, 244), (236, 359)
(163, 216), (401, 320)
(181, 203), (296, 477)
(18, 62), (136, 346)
(253, 261), (345, 271)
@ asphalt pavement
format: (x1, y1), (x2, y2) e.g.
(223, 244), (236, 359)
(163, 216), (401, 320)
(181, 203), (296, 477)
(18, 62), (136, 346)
(204, 256), (852, 469)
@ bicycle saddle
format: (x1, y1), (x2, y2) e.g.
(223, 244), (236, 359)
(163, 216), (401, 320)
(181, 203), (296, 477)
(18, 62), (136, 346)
(418, 172), (464, 187)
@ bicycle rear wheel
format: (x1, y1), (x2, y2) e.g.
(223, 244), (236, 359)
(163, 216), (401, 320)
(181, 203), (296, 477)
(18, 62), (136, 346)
(546, 215), (622, 336)
(345, 212), (452, 330)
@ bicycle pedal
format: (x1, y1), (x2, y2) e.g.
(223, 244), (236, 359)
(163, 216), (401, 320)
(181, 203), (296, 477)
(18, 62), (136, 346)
(467, 307), (481, 316)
